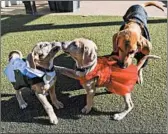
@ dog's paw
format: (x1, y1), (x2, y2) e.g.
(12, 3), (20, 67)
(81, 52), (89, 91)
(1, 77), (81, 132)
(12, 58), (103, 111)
(54, 101), (64, 109)
(81, 105), (92, 114)
(113, 113), (126, 121)
(49, 116), (58, 125)
(19, 102), (28, 109)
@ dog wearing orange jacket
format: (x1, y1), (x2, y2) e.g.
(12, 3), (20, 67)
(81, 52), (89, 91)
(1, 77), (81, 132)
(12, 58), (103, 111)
(110, 2), (164, 84)
(54, 38), (160, 120)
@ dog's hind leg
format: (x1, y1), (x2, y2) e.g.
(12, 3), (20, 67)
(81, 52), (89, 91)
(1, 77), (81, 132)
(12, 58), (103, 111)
(16, 89), (28, 109)
(113, 93), (134, 121)
(35, 93), (58, 125)
(137, 68), (143, 84)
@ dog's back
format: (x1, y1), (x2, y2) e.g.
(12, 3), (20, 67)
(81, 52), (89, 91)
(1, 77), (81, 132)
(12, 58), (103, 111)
(121, 2), (164, 41)
(123, 2), (164, 23)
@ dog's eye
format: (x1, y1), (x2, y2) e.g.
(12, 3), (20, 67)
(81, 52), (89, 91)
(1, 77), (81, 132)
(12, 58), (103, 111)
(39, 44), (43, 48)
(44, 43), (48, 47)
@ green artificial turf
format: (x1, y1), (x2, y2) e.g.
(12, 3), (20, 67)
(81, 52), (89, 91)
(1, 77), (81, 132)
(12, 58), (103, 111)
(1, 15), (167, 133)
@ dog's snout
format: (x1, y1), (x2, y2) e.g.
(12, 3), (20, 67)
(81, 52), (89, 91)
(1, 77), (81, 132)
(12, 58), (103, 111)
(61, 41), (71, 50)
(61, 42), (66, 48)
(51, 42), (62, 48)
(61, 42), (67, 49)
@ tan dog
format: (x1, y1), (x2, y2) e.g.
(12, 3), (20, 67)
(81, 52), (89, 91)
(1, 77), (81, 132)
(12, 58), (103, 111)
(54, 38), (160, 120)
(111, 2), (164, 84)
(5, 42), (64, 124)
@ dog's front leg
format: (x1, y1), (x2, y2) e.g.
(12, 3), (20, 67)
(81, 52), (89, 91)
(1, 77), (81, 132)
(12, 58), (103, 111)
(113, 93), (134, 121)
(35, 92), (58, 124)
(81, 81), (96, 114)
(16, 89), (28, 109)
(49, 86), (64, 109)
(54, 66), (79, 79)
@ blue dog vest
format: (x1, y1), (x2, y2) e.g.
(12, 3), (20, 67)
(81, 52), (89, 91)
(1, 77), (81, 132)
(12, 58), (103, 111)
(4, 58), (55, 90)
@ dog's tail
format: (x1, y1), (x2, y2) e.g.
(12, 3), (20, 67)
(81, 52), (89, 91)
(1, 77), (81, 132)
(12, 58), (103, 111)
(8, 50), (23, 61)
(141, 2), (164, 12)
(137, 55), (161, 71)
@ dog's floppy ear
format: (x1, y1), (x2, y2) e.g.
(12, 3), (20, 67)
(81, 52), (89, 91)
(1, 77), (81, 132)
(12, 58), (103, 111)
(27, 52), (36, 69)
(112, 33), (119, 52)
(137, 35), (152, 55)
(82, 40), (97, 66)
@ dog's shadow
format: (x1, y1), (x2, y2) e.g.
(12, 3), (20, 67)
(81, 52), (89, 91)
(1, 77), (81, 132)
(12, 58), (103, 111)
(53, 53), (83, 92)
(1, 53), (116, 125)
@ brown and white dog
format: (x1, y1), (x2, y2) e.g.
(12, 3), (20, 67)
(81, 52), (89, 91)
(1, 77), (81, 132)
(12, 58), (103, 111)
(5, 42), (64, 124)
(54, 38), (160, 120)
(110, 2), (164, 84)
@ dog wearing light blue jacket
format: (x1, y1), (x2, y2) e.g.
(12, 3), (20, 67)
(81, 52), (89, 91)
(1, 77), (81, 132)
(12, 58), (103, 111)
(4, 41), (64, 124)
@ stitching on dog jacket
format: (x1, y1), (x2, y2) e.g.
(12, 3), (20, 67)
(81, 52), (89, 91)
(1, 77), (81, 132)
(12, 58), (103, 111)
(78, 57), (138, 96)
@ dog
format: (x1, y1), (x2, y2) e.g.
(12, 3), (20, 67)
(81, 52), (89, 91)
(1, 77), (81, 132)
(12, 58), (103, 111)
(110, 2), (164, 84)
(54, 38), (160, 120)
(4, 42), (64, 124)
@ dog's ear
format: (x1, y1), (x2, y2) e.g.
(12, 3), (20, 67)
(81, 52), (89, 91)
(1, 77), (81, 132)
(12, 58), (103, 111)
(112, 33), (119, 52)
(27, 52), (36, 69)
(82, 41), (97, 66)
(137, 35), (152, 55)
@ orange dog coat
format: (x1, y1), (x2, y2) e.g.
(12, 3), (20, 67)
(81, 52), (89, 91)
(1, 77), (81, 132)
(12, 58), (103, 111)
(78, 57), (138, 96)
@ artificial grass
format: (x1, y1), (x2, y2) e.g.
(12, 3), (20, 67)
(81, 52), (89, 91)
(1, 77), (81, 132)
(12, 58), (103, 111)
(1, 15), (167, 133)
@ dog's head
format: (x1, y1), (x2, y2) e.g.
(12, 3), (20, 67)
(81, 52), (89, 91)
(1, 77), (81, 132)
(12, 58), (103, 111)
(27, 41), (62, 68)
(61, 38), (97, 68)
(8, 50), (23, 61)
(112, 30), (152, 68)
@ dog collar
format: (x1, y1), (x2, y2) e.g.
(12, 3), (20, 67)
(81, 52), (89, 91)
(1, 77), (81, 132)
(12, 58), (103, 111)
(76, 66), (90, 72)
(36, 66), (54, 72)
(75, 58), (97, 73)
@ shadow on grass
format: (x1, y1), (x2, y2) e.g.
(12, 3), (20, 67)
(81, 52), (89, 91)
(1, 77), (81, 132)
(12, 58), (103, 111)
(1, 15), (167, 36)
(1, 53), (115, 125)
(1, 15), (43, 37)
(1, 91), (113, 125)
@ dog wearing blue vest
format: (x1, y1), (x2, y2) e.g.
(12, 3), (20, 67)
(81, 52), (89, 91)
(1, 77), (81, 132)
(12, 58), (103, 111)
(4, 42), (64, 124)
